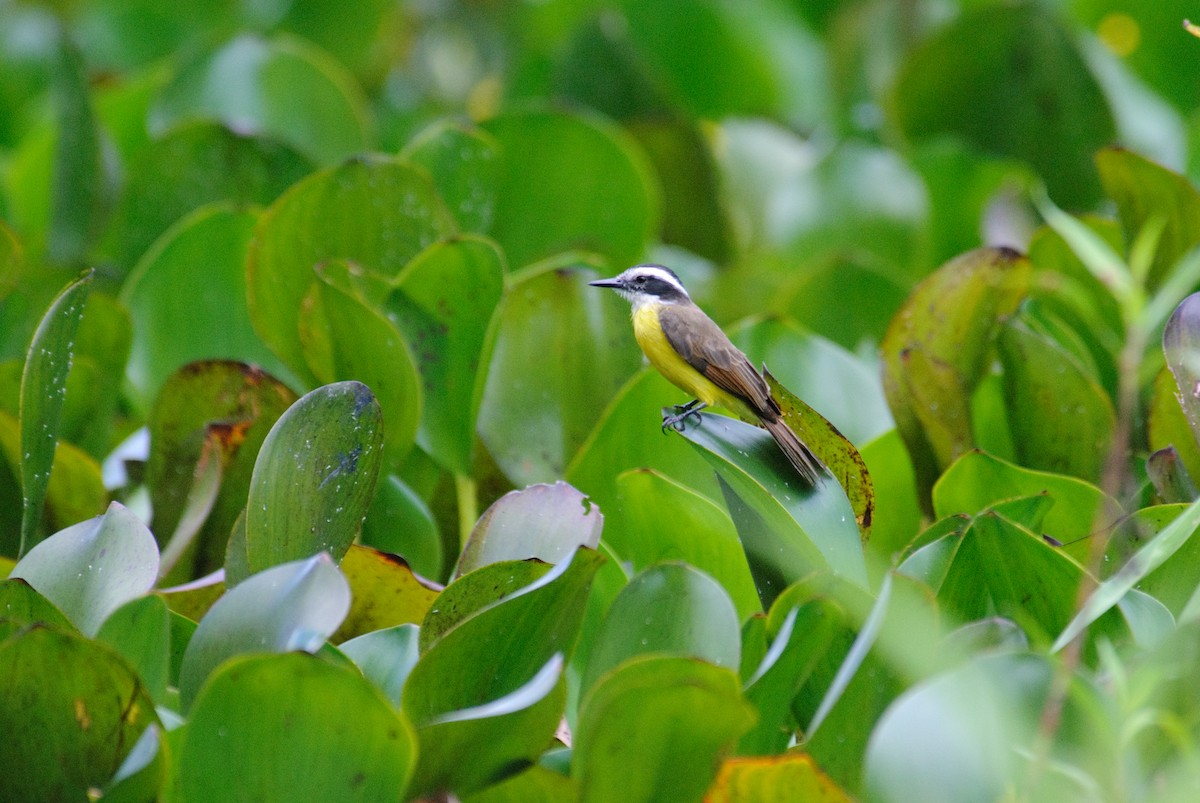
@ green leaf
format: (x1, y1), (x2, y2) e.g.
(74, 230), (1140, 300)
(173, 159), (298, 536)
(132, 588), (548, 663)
(407, 654), (567, 798)
(574, 655), (756, 803)
(889, 4), (1113, 206)
(1056, 494), (1200, 650)
(60, 293), (132, 459)
(332, 544), (440, 643)
(403, 548), (604, 720)
(479, 261), (641, 485)
(0, 577), (72, 641)
(0, 626), (160, 802)
(457, 481), (603, 578)
(246, 154), (454, 385)
(708, 754), (854, 802)
(402, 121), (501, 233)
(932, 451), (1113, 561)
(386, 236), (505, 474)
(10, 502), (158, 637)
(582, 562), (742, 693)
(1096, 146), (1200, 290)
(1163, 293), (1200, 452)
(481, 108), (657, 270)
(460, 765), (575, 803)
(339, 623), (420, 708)
(996, 318), (1116, 482)
(1146, 447), (1198, 504)
(676, 412), (866, 601)
(859, 430), (922, 577)
(146, 360), (296, 582)
(18, 268), (92, 555)
(94, 594), (171, 702)
(178, 652), (416, 801)
(881, 247), (1030, 512)
(360, 474), (442, 579)
(105, 122), (313, 270)
(150, 33), (371, 165)
(121, 204), (293, 411)
(300, 261), (421, 468)
(243, 381), (383, 577)
(609, 469), (760, 620)
(178, 553), (351, 709)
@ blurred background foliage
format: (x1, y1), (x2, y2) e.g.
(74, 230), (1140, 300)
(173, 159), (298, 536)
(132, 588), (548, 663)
(7, 0), (1200, 800)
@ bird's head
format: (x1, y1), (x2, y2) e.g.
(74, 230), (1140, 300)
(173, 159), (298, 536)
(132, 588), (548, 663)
(588, 264), (691, 308)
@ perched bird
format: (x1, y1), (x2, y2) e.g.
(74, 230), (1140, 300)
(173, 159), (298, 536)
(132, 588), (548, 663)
(590, 264), (823, 484)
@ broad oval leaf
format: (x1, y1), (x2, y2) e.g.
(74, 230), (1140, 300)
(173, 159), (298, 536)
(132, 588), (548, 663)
(574, 655), (755, 803)
(179, 652), (416, 801)
(244, 381), (383, 577)
(18, 268), (92, 554)
(0, 577), (72, 641)
(457, 481), (603, 577)
(150, 33), (370, 165)
(402, 121), (501, 233)
(582, 562), (742, 694)
(676, 412), (866, 602)
(11, 501), (158, 636)
(340, 623), (421, 708)
(332, 544), (440, 643)
(178, 552), (351, 709)
(245, 154), (455, 384)
(708, 754), (854, 803)
(481, 108), (657, 271)
(0, 626), (160, 802)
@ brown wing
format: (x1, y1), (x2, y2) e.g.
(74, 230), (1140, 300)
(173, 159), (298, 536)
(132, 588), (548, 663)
(658, 303), (778, 418)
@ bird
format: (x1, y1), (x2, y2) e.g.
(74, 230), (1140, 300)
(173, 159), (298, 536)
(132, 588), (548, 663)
(589, 264), (823, 485)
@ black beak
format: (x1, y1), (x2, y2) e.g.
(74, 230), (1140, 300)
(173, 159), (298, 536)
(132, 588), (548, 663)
(588, 277), (624, 289)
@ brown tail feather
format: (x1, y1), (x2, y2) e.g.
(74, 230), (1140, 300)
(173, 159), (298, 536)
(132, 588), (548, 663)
(762, 416), (823, 485)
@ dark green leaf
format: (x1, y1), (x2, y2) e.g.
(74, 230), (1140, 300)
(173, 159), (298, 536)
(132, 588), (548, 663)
(402, 122), (501, 233)
(178, 652), (415, 801)
(95, 594), (171, 702)
(339, 623), (420, 707)
(244, 382), (383, 576)
(0, 577), (72, 641)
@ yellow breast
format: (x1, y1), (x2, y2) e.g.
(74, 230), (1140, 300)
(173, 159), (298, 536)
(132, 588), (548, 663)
(631, 303), (727, 408)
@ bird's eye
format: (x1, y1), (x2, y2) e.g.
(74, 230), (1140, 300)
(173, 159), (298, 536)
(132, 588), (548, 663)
(633, 275), (646, 285)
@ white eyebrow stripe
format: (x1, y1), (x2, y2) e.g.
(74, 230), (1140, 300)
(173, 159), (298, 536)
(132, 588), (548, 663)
(628, 265), (689, 297)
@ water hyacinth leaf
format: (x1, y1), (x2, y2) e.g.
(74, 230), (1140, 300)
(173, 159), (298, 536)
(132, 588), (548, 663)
(0, 578), (72, 641)
(479, 261), (641, 485)
(610, 469), (760, 620)
(59, 293), (131, 459)
(1055, 494), (1200, 651)
(739, 602), (838, 756)
(574, 655), (755, 803)
(419, 559), (552, 654)
(675, 412), (866, 601)
(300, 262), (421, 468)
(880, 247), (1030, 511)
(708, 754), (854, 803)
(94, 594), (171, 702)
(766, 370), (874, 541)
(406, 654), (566, 798)
(340, 623), (421, 707)
(332, 544), (441, 643)
(244, 381), (383, 574)
(105, 122), (312, 270)
(1147, 447), (1198, 504)
(121, 205), (292, 412)
(1096, 147), (1200, 291)
(996, 318), (1115, 483)
(566, 368), (721, 513)
(246, 155), (454, 384)
(402, 121), (501, 233)
(360, 474), (442, 579)
(459, 765), (575, 803)
(481, 108), (657, 271)
(457, 481), (603, 578)
(582, 562), (741, 693)
(889, 4), (1113, 206)
(0, 627), (161, 803)
(150, 33), (370, 165)
(386, 236), (505, 474)
(932, 451), (1113, 560)
(147, 360), (296, 581)
(10, 502), (158, 636)
(859, 430), (922, 575)
(178, 653), (416, 801)
(178, 553), (351, 709)
(18, 269), (92, 554)
(403, 548), (603, 722)
(1164, 293), (1200, 453)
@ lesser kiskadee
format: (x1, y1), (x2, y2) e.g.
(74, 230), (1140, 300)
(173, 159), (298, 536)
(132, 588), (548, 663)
(590, 264), (823, 485)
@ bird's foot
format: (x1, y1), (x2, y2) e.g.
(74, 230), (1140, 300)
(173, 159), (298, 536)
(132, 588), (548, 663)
(661, 401), (707, 433)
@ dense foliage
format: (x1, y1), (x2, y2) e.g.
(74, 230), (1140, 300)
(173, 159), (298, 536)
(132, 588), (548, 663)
(4, 0), (1200, 800)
